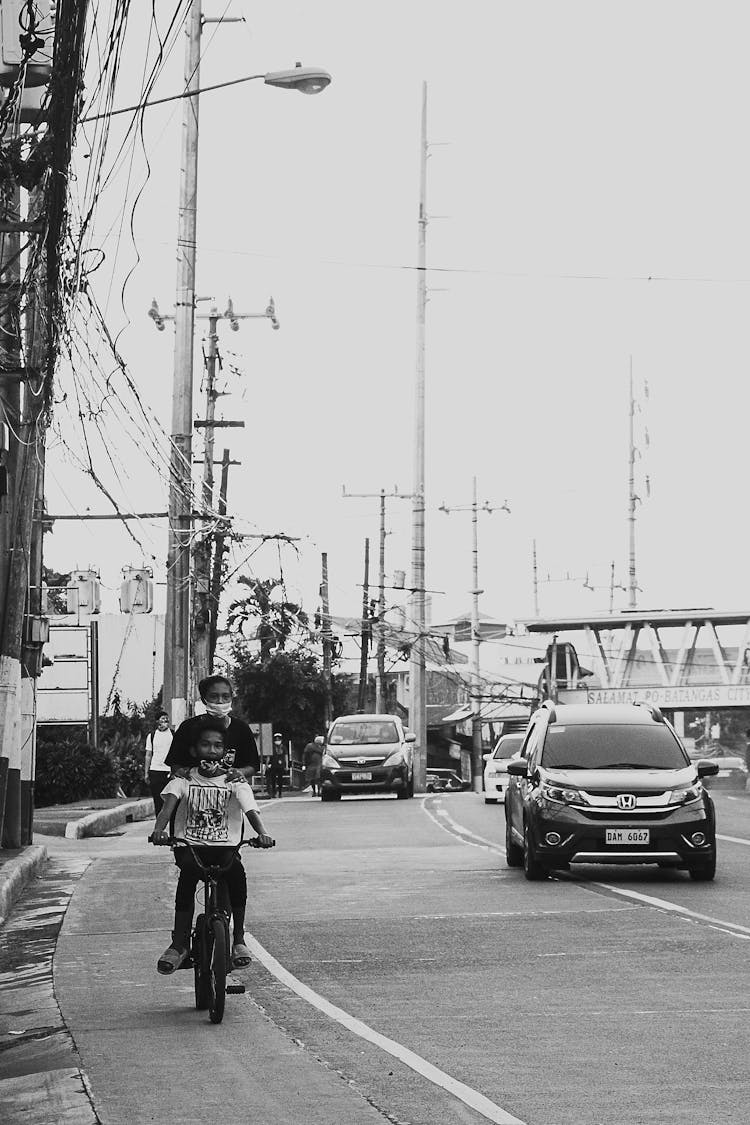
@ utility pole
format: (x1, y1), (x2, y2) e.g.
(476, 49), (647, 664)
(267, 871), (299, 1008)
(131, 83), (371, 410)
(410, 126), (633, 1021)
(440, 480), (510, 793)
(163, 0), (202, 727)
(357, 539), (370, 712)
(208, 448), (238, 669)
(320, 552), (332, 726)
(532, 539), (540, 617)
(627, 356), (638, 609)
(342, 485), (412, 712)
(410, 80), (428, 791)
(152, 292), (277, 699)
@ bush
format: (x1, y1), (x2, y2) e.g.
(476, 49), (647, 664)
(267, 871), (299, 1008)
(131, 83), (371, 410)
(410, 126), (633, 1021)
(35, 740), (120, 806)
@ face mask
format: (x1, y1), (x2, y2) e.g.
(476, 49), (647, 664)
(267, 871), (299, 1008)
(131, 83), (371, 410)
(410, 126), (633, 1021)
(204, 701), (231, 719)
(198, 759), (224, 777)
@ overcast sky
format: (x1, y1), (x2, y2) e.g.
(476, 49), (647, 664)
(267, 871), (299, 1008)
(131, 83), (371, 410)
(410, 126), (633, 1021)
(44, 1), (750, 643)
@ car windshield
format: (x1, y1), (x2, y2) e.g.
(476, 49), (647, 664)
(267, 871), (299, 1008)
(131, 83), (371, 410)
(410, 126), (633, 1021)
(494, 737), (523, 759)
(541, 724), (688, 770)
(329, 721), (399, 745)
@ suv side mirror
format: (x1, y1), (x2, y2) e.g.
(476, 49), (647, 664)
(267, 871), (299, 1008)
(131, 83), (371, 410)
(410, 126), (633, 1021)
(404, 732), (416, 743)
(506, 759), (528, 778)
(483, 752), (490, 762)
(696, 760), (720, 778)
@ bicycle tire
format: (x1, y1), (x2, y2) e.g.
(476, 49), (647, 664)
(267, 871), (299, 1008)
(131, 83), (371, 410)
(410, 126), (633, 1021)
(208, 915), (227, 1024)
(193, 914), (210, 1010)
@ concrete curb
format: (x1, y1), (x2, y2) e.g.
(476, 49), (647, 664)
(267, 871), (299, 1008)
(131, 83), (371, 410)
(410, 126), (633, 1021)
(0, 844), (47, 927)
(64, 797), (155, 839)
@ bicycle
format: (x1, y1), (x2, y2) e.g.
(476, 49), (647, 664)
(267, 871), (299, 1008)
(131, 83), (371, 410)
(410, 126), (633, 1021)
(154, 835), (275, 1024)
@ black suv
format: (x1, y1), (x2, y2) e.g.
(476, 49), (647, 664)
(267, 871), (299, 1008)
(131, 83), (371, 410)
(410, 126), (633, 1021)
(505, 702), (719, 881)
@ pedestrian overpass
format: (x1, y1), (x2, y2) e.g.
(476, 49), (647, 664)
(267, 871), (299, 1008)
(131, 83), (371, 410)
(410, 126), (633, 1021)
(522, 608), (750, 720)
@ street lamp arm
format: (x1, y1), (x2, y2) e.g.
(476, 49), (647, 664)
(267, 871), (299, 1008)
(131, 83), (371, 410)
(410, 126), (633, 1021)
(81, 72), (267, 122)
(81, 64), (331, 123)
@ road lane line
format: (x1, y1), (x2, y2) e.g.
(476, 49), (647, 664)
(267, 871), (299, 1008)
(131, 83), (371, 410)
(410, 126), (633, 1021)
(585, 882), (750, 940)
(245, 934), (525, 1125)
(421, 798), (503, 851)
(421, 800), (750, 942)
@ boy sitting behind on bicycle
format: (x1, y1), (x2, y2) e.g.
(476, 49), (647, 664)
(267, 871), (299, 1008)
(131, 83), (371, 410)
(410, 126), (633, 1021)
(149, 715), (274, 975)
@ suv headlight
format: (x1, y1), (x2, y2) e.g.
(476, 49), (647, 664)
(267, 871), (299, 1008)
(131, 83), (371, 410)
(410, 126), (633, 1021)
(383, 749), (405, 767)
(541, 781), (586, 806)
(322, 753), (339, 770)
(668, 783), (703, 805)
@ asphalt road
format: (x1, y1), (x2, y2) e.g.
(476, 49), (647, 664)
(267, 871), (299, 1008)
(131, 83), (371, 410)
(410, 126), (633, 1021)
(7, 788), (750, 1124)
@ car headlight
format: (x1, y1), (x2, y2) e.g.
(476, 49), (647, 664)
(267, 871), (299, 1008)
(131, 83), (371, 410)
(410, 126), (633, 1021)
(668, 783), (703, 805)
(541, 781), (586, 806)
(322, 753), (339, 770)
(383, 749), (405, 767)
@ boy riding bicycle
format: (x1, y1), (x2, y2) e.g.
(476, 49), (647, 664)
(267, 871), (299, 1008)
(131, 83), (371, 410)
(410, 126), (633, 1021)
(149, 716), (274, 975)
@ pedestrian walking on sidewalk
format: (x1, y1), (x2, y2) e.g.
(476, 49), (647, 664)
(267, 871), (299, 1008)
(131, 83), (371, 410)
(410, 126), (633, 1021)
(144, 711), (173, 816)
(303, 735), (324, 796)
(267, 733), (285, 798)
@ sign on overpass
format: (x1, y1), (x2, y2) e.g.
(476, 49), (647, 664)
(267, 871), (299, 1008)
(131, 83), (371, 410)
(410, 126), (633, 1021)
(521, 608), (750, 710)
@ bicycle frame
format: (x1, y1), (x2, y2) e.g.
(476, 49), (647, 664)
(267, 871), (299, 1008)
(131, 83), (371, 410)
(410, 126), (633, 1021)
(171, 837), (253, 1024)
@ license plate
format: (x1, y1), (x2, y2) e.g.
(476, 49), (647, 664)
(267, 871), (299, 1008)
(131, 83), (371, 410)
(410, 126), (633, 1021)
(717, 770), (730, 777)
(352, 771), (372, 781)
(606, 828), (649, 845)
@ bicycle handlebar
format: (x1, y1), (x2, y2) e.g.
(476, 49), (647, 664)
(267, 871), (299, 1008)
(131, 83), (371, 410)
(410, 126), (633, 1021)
(149, 835), (275, 876)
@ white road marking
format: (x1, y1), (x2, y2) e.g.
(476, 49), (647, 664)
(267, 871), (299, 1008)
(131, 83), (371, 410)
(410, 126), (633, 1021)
(581, 881), (750, 940)
(422, 800), (750, 942)
(245, 934), (526, 1125)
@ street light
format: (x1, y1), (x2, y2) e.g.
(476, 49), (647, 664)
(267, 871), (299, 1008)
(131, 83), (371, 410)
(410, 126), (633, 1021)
(264, 64), (332, 94)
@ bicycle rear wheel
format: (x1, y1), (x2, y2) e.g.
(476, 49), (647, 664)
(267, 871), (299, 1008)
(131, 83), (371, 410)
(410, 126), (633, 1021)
(193, 914), (210, 1010)
(208, 916), (227, 1024)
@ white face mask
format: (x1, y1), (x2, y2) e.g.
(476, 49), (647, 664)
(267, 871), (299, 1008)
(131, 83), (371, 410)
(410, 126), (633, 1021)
(204, 701), (232, 719)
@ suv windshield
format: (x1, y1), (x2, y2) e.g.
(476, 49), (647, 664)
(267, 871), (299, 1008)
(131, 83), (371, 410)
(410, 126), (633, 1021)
(329, 721), (399, 745)
(541, 724), (688, 770)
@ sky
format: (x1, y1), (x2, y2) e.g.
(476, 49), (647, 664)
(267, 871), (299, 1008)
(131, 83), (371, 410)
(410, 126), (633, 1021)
(42, 0), (750, 660)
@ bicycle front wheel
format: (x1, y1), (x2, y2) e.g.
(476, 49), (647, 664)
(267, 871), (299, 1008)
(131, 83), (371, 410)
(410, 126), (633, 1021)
(208, 916), (227, 1024)
(193, 913), (210, 1011)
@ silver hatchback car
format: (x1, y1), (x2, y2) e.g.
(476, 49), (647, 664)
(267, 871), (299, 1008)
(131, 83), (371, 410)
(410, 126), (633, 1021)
(320, 714), (416, 801)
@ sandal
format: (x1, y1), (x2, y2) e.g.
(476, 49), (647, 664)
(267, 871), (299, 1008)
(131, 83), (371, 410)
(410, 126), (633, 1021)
(232, 942), (252, 968)
(157, 945), (188, 975)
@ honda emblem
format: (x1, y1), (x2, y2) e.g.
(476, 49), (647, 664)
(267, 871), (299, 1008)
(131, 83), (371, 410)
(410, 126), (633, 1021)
(616, 793), (636, 810)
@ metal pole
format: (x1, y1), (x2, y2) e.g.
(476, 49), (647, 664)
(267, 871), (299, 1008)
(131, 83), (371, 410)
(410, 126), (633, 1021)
(409, 80), (428, 791)
(164, 0), (201, 726)
(376, 490), (386, 712)
(208, 448), (232, 669)
(532, 538), (539, 617)
(320, 552), (333, 726)
(191, 304), (218, 691)
(358, 538), (370, 712)
(470, 477), (484, 793)
(627, 356), (637, 609)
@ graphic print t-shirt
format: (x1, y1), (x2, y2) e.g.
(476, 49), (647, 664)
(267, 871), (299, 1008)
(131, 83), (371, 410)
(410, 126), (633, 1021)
(163, 770), (259, 846)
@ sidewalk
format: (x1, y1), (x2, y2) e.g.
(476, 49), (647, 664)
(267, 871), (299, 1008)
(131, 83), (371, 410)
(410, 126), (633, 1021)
(0, 788), (312, 928)
(0, 796), (154, 927)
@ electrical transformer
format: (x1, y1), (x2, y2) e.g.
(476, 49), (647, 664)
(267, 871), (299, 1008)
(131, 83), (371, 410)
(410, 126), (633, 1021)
(120, 567), (154, 614)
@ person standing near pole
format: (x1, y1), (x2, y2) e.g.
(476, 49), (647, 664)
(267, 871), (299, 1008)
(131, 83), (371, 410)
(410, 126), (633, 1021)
(303, 735), (324, 796)
(144, 711), (173, 816)
(267, 733), (285, 798)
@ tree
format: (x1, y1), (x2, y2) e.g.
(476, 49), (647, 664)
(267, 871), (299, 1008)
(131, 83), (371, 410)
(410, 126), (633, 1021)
(229, 642), (353, 747)
(226, 576), (309, 662)
(42, 565), (71, 615)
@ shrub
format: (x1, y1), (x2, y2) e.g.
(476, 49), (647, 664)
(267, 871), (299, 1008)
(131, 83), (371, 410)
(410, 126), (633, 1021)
(35, 740), (120, 806)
